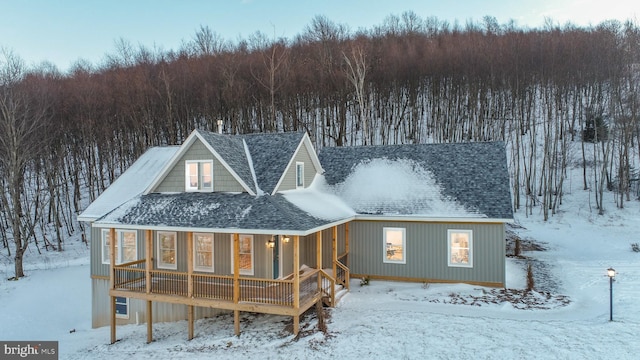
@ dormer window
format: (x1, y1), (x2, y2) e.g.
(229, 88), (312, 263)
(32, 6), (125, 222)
(185, 160), (213, 192)
(296, 162), (304, 189)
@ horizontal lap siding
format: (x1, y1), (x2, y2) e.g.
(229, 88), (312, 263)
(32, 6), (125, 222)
(349, 221), (505, 285)
(153, 138), (244, 193)
(278, 143), (318, 191)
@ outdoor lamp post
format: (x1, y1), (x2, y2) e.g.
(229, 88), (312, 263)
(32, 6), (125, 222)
(607, 267), (616, 321)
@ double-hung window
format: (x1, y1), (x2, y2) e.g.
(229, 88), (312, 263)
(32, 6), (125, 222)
(185, 160), (213, 192)
(157, 232), (177, 270)
(193, 233), (214, 272)
(101, 229), (137, 265)
(295, 162), (304, 188)
(448, 229), (473, 267)
(231, 234), (254, 275)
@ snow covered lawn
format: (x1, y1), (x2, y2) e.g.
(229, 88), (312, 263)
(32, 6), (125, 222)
(1, 186), (640, 359)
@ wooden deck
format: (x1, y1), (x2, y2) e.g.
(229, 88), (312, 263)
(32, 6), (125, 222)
(111, 260), (339, 316)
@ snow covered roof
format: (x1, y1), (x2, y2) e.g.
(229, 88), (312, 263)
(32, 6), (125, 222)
(318, 142), (513, 220)
(196, 130), (256, 194)
(78, 146), (179, 222)
(83, 130), (512, 232)
(242, 132), (307, 194)
(94, 192), (342, 235)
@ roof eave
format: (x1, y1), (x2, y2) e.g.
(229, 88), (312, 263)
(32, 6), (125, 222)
(353, 214), (514, 223)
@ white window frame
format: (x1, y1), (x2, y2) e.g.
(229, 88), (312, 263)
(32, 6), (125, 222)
(115, 296), (129, 319)
(185, 160), (214, 192)
(383, 227), (406, 264)
(193, 233), (215, 272)
(295, 162), (304, 189)
(448, 229), (473, 268)
(230, 234), (254, 275)
(157, 231), (178, 270)
(101, 229), (138, 265)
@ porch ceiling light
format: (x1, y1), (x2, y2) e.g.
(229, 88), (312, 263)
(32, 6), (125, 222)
(267, 237), (275, 248)
(283, 236), (290, 243)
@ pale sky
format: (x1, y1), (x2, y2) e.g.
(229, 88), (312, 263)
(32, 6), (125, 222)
(1, 0), (638, 72)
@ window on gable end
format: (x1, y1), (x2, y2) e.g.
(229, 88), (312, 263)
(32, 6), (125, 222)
(185, 160), (213, 192)
(296, 162), (304, 189)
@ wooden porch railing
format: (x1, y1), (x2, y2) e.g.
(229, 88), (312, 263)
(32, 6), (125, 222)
(336, 253), (350, 290)
(239, 277), (294, 306)
(113, 260), (146, 291)
(319, 270), (336, 305)
(113, 263), (324, 308)
(193, 273), (233, 301)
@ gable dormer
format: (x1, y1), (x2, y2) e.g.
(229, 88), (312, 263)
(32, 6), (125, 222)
(146, 130), (255, 195)
(269, 132), (323, 194)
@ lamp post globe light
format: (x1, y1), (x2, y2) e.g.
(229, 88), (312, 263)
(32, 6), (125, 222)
(607, 267), (615, 321)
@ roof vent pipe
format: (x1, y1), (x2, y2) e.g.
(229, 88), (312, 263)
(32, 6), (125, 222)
(217, 119), (223, 134)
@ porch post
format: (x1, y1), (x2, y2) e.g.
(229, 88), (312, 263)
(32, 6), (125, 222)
(145, 229), (153, 343)
(145, 230), (152, 294)
(146, 301), (153, 343)
(344, 223), (350, 290)
(345, 223), (350, 265)
(293, 235), (300, 335)
(188, 306), (194, 341)
(316, 231), (323, 295)
(233, 233), (240, 336)
(316, 232), (322, 270)
(109, 228), (116, 344)
(187, 232), (194, 340)
(332, 226), (337, 281)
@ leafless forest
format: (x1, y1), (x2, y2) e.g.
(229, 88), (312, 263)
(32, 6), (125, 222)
(1, 13), (639, 276)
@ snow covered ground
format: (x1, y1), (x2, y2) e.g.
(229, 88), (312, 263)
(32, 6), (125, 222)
(1, 171), (640, 359)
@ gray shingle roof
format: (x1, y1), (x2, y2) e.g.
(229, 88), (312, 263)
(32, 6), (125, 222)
(318, 142), (513, 219)
(196, 130), (256, 193)
(242, 132), (305, 194)
(101, 192), (330, 232)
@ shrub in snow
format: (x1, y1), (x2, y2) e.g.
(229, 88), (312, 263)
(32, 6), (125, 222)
(526, 263), (535, 292)
(632, 243), (640, 252)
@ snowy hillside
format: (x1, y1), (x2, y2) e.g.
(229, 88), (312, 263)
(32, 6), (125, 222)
(1, 151), (640, 359)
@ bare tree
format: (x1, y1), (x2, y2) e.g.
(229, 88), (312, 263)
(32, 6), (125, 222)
(0, 49), (52, 278)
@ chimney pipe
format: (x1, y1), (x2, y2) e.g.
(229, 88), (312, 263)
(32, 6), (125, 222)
(217, 119), (223, 134)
